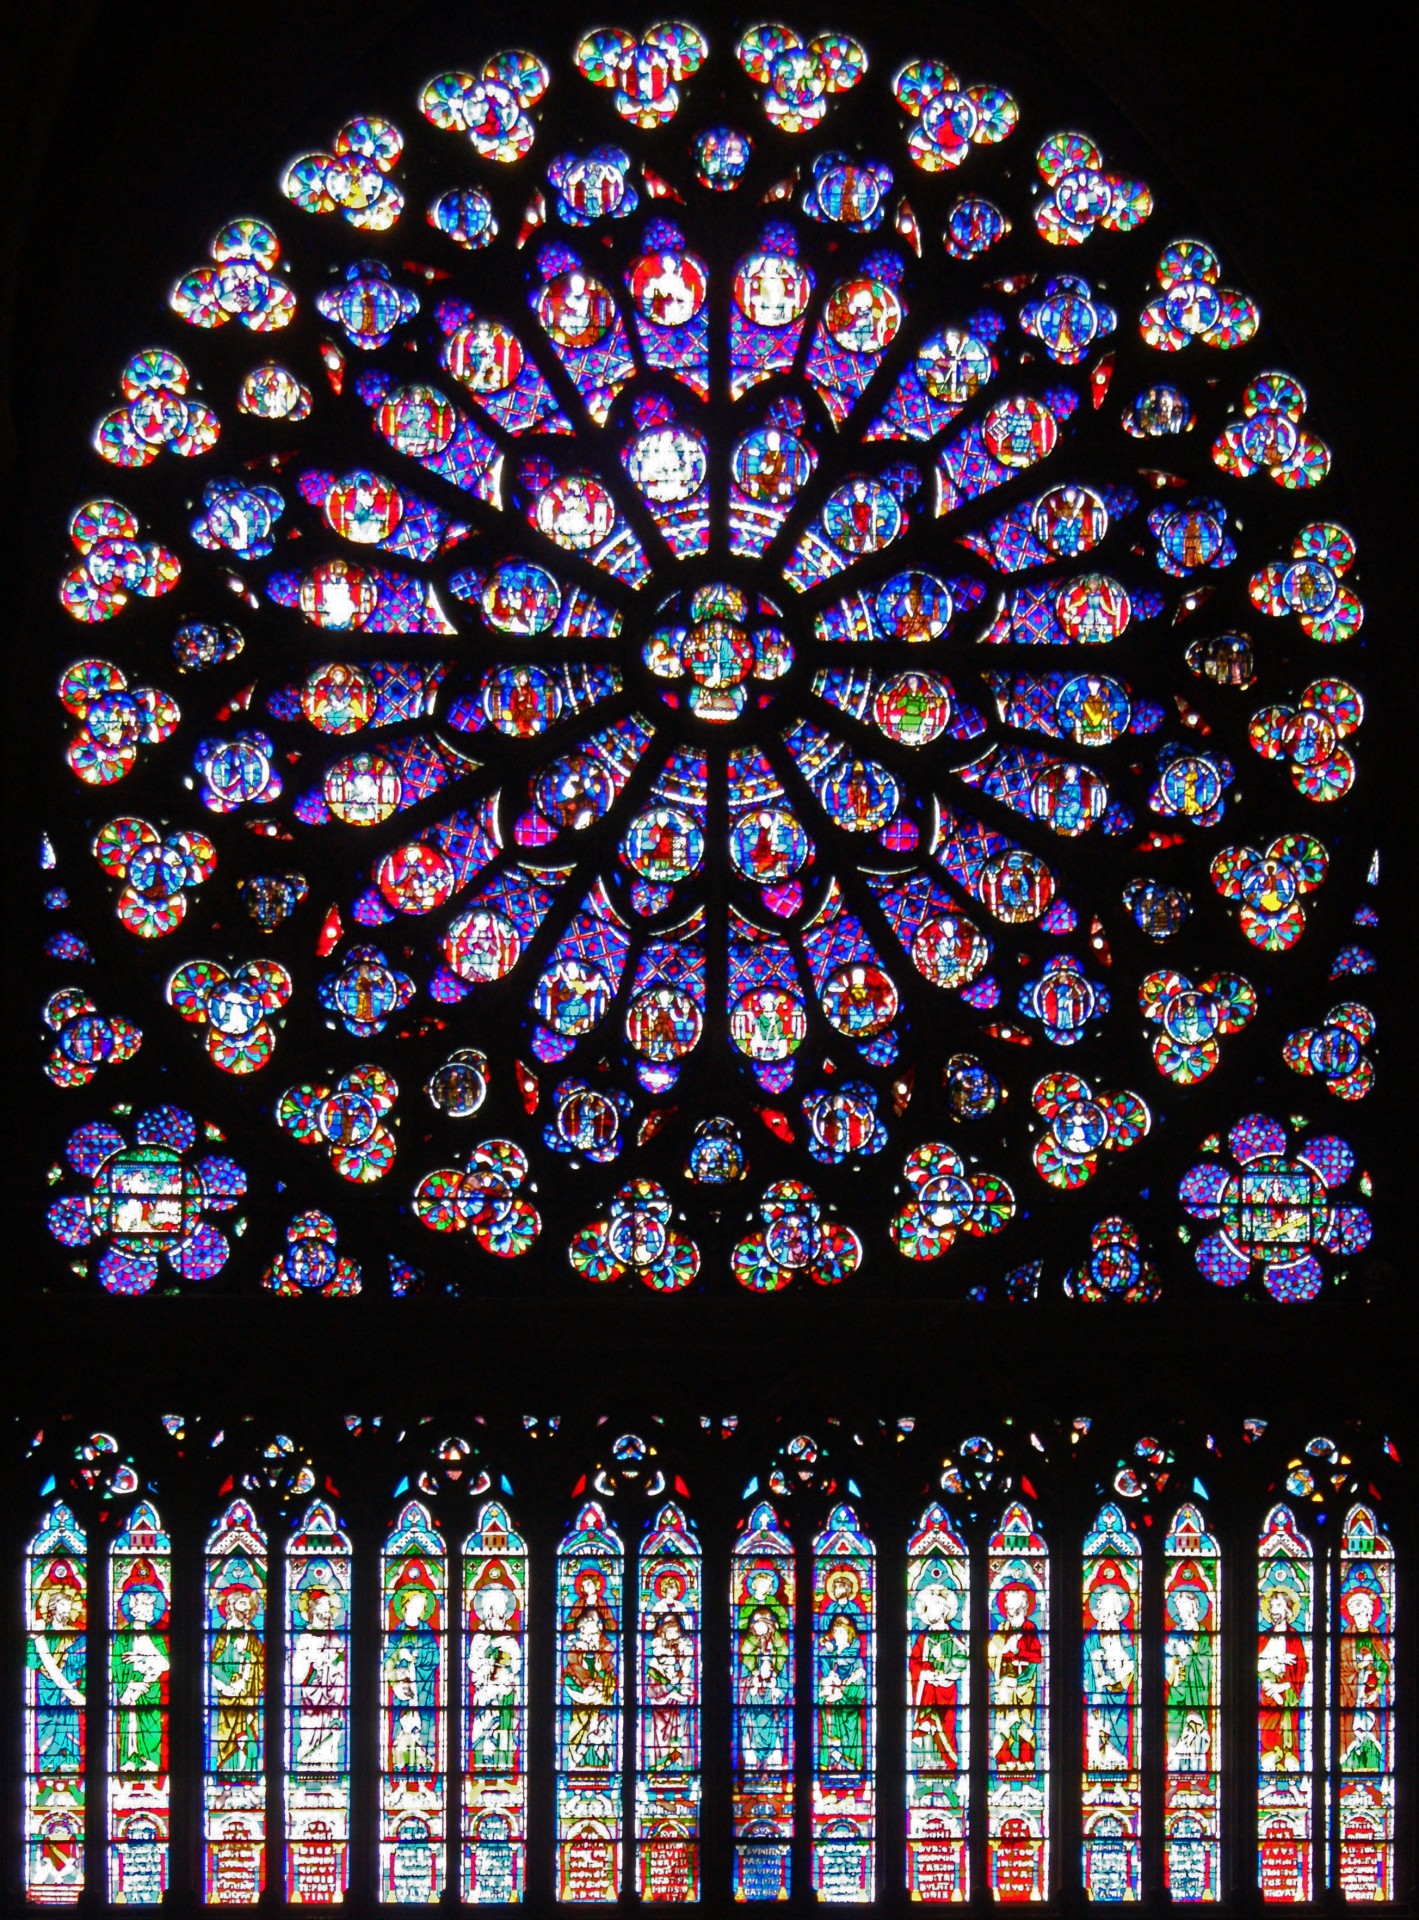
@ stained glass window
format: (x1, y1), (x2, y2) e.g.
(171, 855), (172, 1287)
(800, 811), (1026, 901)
(905, 1502), (970, 1902)
(556, 1501), (624, 1901)
(285, 1499), (352, 1904)
(1257, 1503), (1313, 1903)
(204, 1498), (268, 1904)
(34, 17), (1375, 1314)
(1081, 1502), (1141, 1901)
(1336, 1503), (1394, 1902)
(107, 1501), (171, 1904)
(732, 1500), (795, 1900)
(24, 1503), (86, 1906)
(462, 1499), (528, 1902)
(987, 1502), (1048, 1902)
(380, 1500), (447, 1902)
(1163, 1502), (1222, 1902)
(812, 1502), (876, 1900)
(636, 1500), (701, 1900)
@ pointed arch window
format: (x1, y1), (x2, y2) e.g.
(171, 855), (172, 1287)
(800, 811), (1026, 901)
(905, 1502), (970, 1902)
(203, 1498), (268, 1904)
(462, 1499), (528, 1902)
(24, 1502), (87, 1906)
(1163, 1501), (1222, 1902)
(731, 1499), (795, 1900)
(1257, 1503), (1314, 1902)
(987, 1502), (1049, 1902)
(1336, 1502), (1395, 1902)
(107, 1501), (171, 1904)
(1081, 1502), (1142, 1900)
(380, 1500), (448, 1902)
(811, 1502), (876, 1901)
(285, 1499), (352, 1904)
(556, 1500), (624, 1901)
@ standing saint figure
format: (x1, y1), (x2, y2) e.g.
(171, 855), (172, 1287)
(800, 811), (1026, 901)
(466, 1578), (522, 1773)
(385, 1572), (440, 1775)
(210, 1581), (265, 1773)
(1337, 1584), (1390, 1773)
(112, 1561), (170, 1774)
(1257, 1587), (1308, 1773)
(736, 1568), (790, 1773)
(290, 1580), (347, 1771)
(1164, 1580), (1212, 1773)
(1083, 1574), (1136, 1771)
(909, 1579), (968, 1771)
(816, 1613), (867, 1774)
(562, 1569), (618, 1771)
(988, 1582), (1042, 1769)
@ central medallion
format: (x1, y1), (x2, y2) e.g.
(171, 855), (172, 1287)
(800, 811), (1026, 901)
(642, 581), (792, 720)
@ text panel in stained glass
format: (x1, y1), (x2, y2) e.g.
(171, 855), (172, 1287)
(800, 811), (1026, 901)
(204, 1499), (267, 1904)
(1257, 1504), (1313, 1903)
(1081, 1503), (1142, 1901)
(556, 1501), (624, 1902)
(812, 1503), (877, 1902)
(905, 1503), (970, 1902)
(285, 1499), (352, 1905)
(1336, 1504), (1394, 1903)
(24, 1504), (87, 1906)
(636, 1501), (702, 1901)
(380, 1500), (447, 1903)
(108, 1501), (171, 1905)
(1163, 1503), (1222, 1903)
(732, 1501), (795, 1901)
(988, 1503), (1049, 1903)
(462, 1500), (528, 1903)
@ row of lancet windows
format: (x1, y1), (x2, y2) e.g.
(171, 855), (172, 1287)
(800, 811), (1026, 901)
(23, 1495), (1394, 1905)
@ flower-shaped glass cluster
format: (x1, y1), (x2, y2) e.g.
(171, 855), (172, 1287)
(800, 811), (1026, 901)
(1018, 953), (1109, 1045)
(61, 661), (178, 783)
(1211, 834), (1326, 951)
(94, 817), (215, 937)
(570, 1178), (699, 1288)
(191, 477), (284, 557)
(1065, 1218), (1160, 1302)
(171, 219), (296, 331)
(736, 24), (865, 132)
(1213, 372), (1330, 489)
(1019, 276), (1116, 365)
(318, 945), (415, 1038)
(283, 117), (404, 230)
(1249, 522), (1363, 643)
(420, 53), (550, 162)
(60, 502), (179, 623)
(644, 582), (791, 719)
(574, 23), (706, 126)
(1032, 1073), (1150, 1188)
(1283, 1003), (1375, 1101)
(1249, 678), (1361, 801)
(1139, 241), (1259, 351)
(278, 1064), (398, 1182)
(413, 1138), (541, 1254)
(1034, 132), (1152, 245)
(238, 362), (312, 420)
(316, 263), (421, 352)
(95, 351), (219, 467)
(264, 1210), (362, 1295)
(891, 1143), (1014, 1258)
(892, 59), (1017, 172)
(167, 957), (292, 1073)
(47, 1106), (246, 1293)
(1149, 497), (1236, 576)
(42, 988), (141, 1087)
(1140, 969), (1254, 1085)
(731, 1180), (861, 1289)
(1180, 1114), (1370, 1300)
